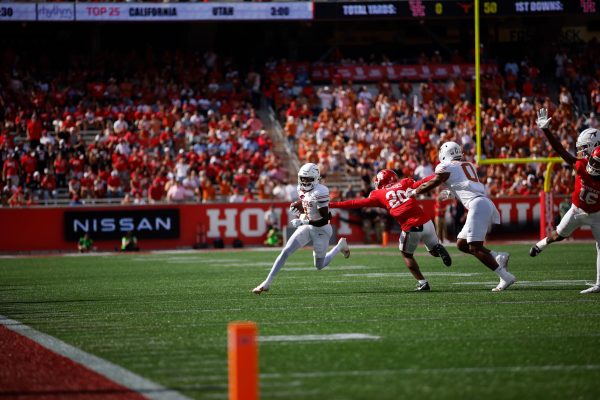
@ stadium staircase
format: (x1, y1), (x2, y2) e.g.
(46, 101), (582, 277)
(258, 106), (363, 193)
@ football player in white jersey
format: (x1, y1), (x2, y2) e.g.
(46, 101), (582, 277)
(410, 142), (517, 291)
(252, 163), (350, 294)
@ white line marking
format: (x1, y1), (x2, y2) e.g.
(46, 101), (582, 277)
(259, 333), (380, 342)
(286, 265), (370, 271)
(344, 272), (482, 278)
(0, 315), (191, 400)
(453, 280), (589, 286)
(261, 364), (600, 379)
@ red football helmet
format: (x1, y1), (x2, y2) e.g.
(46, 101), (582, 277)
(587, 146), (600, 176)
(375, 169), (399, 190)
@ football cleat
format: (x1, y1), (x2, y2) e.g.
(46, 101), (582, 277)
(580, 285), (600, 294)
(433, 243), (452, 267)
(252, 283), (269, 295)
(339, 237), (350, 259)
(415, 281), (431, 291)
(492, 272), (517, 292)
(529, 245), (542, 257)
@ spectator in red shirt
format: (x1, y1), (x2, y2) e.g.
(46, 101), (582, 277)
(20, 151), (38, 182)
(3, 153), (20, 186)
(68, 176), (81, 199)
(107, 170), (123, 198)
(80, 172), (94, 199)
(40, 169), (57, 200)
(53, 153), (68, 188)
(27, 114), (43, 149)
(148, 177), (165, 204)
(69, 154), (85, 179)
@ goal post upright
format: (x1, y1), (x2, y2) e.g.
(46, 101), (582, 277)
(475, 0), (482, 164)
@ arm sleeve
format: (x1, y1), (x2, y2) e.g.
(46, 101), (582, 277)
(412, 173), (436, 188)
(329, 197), (380, 209)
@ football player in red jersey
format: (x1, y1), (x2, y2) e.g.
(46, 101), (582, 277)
(330, 169), (451, 291)
(531, 108), (600, 294)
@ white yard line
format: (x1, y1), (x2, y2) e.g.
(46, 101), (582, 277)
(259, 333), (380, 342)
(0, 315), (192, 400)
(286, 265), (370, 271)
(261, 364), (600, 379)
(344, 272), (482, 278)
(453, 280), (590, 286)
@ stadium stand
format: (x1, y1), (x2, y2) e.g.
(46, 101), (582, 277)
(1, 32), (599, 207)
(266, 40), (600, 201)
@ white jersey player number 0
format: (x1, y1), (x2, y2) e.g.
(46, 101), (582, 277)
(461, 162), (479, 183)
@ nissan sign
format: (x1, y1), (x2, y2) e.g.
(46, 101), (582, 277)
(64, 209), (180, 241)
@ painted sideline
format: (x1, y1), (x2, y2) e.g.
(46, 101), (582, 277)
(0, 315), (192, 400)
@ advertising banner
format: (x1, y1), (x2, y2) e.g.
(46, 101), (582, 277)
(64, 209), (180, 241)
(310, 64), (498, 82)
(37, 3), (75, 21)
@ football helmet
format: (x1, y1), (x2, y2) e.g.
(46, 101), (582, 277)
(438, 141), (463, 164)
(374, 169), (399, 190)
(587, 146), (600, 176)
(298, 163), (320, 191)
(576, 128), (600, 158)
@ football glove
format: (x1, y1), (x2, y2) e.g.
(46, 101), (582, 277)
(406, 188), (417, 198)
(290, 218), (307, 228)
(439, 190), (454, 201)
(536, 108), (552, 130)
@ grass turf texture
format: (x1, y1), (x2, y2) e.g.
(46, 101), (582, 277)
(1, 243), (599, 400)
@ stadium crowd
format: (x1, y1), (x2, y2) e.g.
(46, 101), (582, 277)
(1, 38), (599, 207)
(266, 40), (600, 201)
(0, 50), (291, 207)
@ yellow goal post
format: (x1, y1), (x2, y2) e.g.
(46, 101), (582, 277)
(473, 0), (561, 238)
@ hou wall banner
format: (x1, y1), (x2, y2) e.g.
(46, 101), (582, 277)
(0, 196), (590, 252)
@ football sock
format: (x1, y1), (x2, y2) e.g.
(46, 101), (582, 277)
(536, 237), (548, 250)
(264, 240), (302, 286)
(495, 266), (512, 280)
(418, 279), (428, 285)
(596, 243), (600, 286)
(322, 240), (343, 267)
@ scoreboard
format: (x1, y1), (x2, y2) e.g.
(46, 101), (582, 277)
(0, 1), (597, 22)
(314, 0), (599, 20)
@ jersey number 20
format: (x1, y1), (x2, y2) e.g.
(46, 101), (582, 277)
(386, 190), (408, 209)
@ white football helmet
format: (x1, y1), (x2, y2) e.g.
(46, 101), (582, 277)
(438, 141), (463, 165)
(576, 128), (600, 158)
(298, 163), (320, 191)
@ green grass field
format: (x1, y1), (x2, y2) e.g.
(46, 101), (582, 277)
(1, 243), (600, 399)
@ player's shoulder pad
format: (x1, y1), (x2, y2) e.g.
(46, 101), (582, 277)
(434, 163), (447, 174)
(314, 183), (330, 196)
